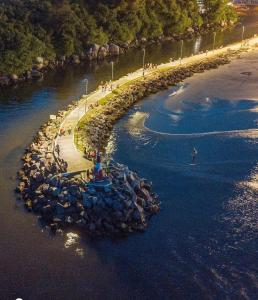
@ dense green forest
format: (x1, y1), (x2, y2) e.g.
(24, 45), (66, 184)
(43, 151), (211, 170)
(0, 0), (237, 76)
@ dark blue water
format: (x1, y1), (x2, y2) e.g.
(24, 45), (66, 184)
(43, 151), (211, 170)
(106, 87), (258, 299)
(1, 16), (258, 300)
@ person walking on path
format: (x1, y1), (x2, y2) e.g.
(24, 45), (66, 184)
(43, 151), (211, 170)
(60, 128), (65, 136)
(55, 144), (60, 156)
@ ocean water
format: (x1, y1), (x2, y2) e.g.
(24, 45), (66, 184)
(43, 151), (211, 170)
(106, 86), (258, 299)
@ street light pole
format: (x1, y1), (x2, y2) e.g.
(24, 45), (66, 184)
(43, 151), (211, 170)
(85, 78), (88, 113)
(85, 78), (88, 95)
(180, 40), (184, 64)
(142, 48), (146, 76)
(213, 32), (216, 53)
(111, 61), (114, 81)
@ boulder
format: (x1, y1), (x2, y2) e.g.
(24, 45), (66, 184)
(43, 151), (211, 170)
(35, 63), (44, 70)
(31, 70), (43, 79)
(88, 44), (100, 59)
(120, 42), (130, 49)
(36, 57), (44, 64)
(72, 55), (80, 64)
(187, 27), (195, 34)
(109, 43), (120, 56)
(60, 55), (66, 62)
(98, 46), (108, 60)
(10, 74), (19, 82)
(25, 71), (32, 79)
(82, 197), (93, 209)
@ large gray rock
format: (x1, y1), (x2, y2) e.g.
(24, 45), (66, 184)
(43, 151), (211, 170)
(36, 56), (44, 64)
(82, 194), (93, 208)
(98, 46), (108, 60)
(88, 44), (100, 59)
(31, 70), (43, 79)
(109, 43), (120, 56)
(187, 27), (195, 33)
(10, 74), (19, 82)
(72, 55), (80, 64)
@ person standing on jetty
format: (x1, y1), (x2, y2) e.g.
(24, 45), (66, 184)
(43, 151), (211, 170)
(55, 144), (60, 156)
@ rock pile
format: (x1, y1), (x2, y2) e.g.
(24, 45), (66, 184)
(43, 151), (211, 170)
(17, 160), (159, 235)
(16, 96), (159, 236)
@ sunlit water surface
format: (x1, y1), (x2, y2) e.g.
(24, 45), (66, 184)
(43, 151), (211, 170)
(107, 86), (258, 299)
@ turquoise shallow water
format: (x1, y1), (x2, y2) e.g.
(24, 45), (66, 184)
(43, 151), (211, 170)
(0, 16), (258, 300)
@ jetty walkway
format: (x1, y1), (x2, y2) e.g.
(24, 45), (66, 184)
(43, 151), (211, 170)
(56, 36), (258, 173)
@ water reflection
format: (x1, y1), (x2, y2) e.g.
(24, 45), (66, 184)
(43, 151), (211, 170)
(108, 86), (258, 298)
(64, 232), (80, 249)
(222, 163), (258, 244)
(64, 232), (85, 258)
(193, 36), (202, 54)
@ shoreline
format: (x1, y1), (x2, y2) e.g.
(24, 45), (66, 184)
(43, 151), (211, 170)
(0, 25), (235, 90)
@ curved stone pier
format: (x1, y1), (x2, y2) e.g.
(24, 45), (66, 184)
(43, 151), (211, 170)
(15, 36), (258, 236)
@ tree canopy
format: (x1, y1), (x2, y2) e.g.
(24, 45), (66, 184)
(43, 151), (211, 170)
(0, 0), (237, 75)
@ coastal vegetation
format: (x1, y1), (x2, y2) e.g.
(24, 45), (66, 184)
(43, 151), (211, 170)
(0, 0), (237, 77)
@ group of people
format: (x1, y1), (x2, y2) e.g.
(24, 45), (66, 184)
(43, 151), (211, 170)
(145, 62), (159, 70)
(83, 149), (111, 182)
(83, 148), (98, 161)
(54, 144), (68, 172)
(100, 81), (114, 92)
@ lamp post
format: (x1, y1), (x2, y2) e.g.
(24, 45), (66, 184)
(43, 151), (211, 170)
(242, 25), (245, 45)
(180, 40), (184, 64)
(213, 32), (216, 53)
(142, 48), (146, 76)
(85, 78), (88, 95)
(85, 78), (88, 113)
(111, 61), (114, 81)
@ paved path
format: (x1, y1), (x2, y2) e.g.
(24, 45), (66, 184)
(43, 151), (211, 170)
(56, 36), (258, 173)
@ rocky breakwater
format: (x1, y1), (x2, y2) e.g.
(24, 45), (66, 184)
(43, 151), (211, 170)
(18, 160), (160, 235)
(76, 52), (239, 152)
(15, 98), (159, 237)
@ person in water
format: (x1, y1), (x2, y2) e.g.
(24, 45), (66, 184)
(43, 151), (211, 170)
(192, 147), (198, 164)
